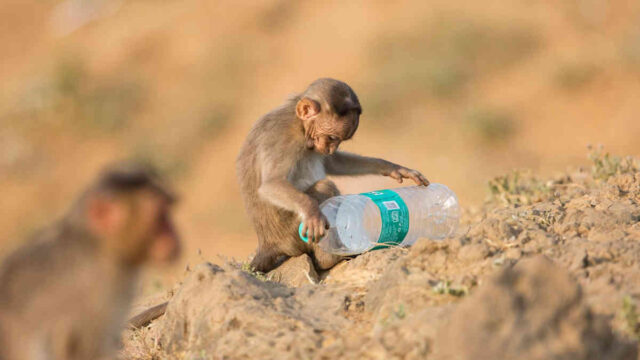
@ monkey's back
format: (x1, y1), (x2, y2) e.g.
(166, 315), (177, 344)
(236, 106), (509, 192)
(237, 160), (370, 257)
(0, 226), (134, 359)
(236, 102), (313, 253)
(236, 102), (304, 207)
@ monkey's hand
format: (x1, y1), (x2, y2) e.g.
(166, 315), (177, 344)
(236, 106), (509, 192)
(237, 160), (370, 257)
(383, 164), (430, 186)
(301, 207), (329, 243)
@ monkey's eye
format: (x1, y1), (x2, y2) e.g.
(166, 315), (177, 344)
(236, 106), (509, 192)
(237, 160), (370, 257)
(328, 135), (340, 142)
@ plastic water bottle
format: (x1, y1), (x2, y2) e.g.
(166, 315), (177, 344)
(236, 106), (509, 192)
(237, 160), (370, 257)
(298, 184), (460, 255)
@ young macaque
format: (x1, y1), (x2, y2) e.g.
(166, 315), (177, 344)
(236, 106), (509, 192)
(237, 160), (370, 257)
(237, 78), (429, 273)
(0, 162), (180, 360)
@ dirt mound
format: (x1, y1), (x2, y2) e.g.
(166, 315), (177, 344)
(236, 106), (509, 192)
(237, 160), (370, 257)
(125, 262), (351, 359)
(122, 154), (640, 359)
(435, 256), (636, 360)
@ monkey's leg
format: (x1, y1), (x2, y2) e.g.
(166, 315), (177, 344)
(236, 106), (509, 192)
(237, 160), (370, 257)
(250, 245), (285, 273)
(304, 179), (345, 270)
(304, 179), (340, 202)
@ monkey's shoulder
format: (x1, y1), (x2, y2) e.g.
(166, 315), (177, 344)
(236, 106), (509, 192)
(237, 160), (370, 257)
(0, 229), (98, 301)
(246, 111), (303, 148)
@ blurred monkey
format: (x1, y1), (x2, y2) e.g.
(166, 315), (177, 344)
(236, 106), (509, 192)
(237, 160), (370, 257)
(0, 162), (180, 360)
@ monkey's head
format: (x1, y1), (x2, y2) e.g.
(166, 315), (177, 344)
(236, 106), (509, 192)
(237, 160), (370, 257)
(80, 162), (180, 266)
(296, 78), (361, 155)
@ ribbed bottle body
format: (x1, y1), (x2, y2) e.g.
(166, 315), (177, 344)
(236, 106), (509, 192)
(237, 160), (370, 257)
(314, 184), (459, 255)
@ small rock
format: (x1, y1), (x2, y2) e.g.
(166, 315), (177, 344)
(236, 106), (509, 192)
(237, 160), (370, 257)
(267, 254), (319, 287)
(504, 247), (521, 260)
(323, 248), (405, 287)
(458, 243), (489, 263)
(570, 250), (589, 271)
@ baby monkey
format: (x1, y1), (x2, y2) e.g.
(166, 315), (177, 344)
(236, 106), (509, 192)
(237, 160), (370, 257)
(0, 162), (180, 360)
(237, 78), (429, 273)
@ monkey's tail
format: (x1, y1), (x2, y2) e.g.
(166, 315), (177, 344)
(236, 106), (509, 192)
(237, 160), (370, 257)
(128, 301), (168, 329)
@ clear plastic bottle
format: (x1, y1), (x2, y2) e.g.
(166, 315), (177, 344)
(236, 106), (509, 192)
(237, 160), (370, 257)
(299, 184), (460, 255)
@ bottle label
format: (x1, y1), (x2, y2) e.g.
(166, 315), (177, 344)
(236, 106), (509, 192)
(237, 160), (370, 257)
(360, 189), (409, 249)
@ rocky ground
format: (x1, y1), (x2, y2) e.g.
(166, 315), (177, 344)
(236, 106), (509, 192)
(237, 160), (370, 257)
(122, 150), (640, 359)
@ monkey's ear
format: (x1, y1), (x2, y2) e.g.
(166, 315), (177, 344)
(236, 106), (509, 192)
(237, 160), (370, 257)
(295, 97), (320, 120)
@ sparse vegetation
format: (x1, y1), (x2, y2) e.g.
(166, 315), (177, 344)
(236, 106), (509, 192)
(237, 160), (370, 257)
(486, 147), (639, 206)
(432, 280), (468, 297)
(379, 303), (408, 327)
(487, 170), (551, 205)
(622, 296), (640, 339)
(553, 62), (600, 90)
(49, 56), (144, 132)
(52, 57), (85, 99)
(367, 16), (538, 116)
(588, 145), (639, 181)
(240, 261), (272, 282)
(465, 107), (517, 143)
(257, 0), (299, 33)
(393, 303), (406, 319)
(199, 107), (232, 136)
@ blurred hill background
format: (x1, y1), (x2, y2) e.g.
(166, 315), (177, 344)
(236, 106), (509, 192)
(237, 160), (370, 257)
(1, 0), (640, 283)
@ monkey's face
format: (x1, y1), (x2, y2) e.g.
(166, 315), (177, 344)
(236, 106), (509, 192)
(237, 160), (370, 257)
(88, 189), (180, 265)
(133, 191), (180, 264)
(311, 134), (340, 155)
(311, 112), (359, 155)
(297, 97), (360, 155)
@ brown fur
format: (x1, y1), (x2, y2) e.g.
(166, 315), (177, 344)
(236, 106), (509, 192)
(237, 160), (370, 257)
(0, 162), (180, 360)
(237, 78), (429, 273)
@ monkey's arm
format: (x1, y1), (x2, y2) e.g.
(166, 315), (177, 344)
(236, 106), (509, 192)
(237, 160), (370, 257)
(258, 152), (329, 240)
(325, 151), (430, 186)
(258, 177), (318, 216)
(324, 151), (393, 175)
